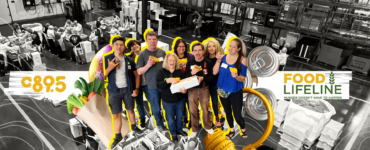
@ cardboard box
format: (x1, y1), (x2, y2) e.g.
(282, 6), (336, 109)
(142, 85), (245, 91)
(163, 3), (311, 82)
(129, 32), (137, 39)
(130, 8), (138, 17)
(170, 76), (199, 94)
(130, 2), (138, 8)
(281, 133), (303, 147)
(283, 122), (309, 141)
(157, 27), (162, 36)
(153, 10), (160, 20)
(278, 139), (301, 150)
(319, 133), (341, 146)
(316, 141), (333, 150)
(81, 41), (92, 53)
(148, 1), (155, 10)
(147, 20), (151, 29)
(124, 6), (130, 16)
(69, 118), (83, 138)
(138, 25), (142, 34)
(158, 40), (168, 51)
(85, 51), (95, 63)
(33, 63), (46, 71)
(120, 11), (124, 25)
(320, 119), (344, 139)
(123, 1), (129, 7)
(31, 52), (42, 66)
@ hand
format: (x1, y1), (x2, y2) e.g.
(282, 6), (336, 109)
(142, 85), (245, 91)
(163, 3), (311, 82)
(231, 72), (238, 78)
(166, 78), (178, 84)
(107, 58), (119, 70)
(146, 57), (155, 68)
(191, 67), (201, 75)
(216, 52), (224, 61)
(179, 87), (187, 94)
(132, 89), (139, 97)
(179, 62), (185, 67)
(197, 76), (203, 84)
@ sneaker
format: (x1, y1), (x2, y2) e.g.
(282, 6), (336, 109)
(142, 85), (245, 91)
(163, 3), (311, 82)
(61, 58), (66, 60)
(205, 128), (214, 134)
(110, 136), (123, 149)
(158, 125), (167, 131)
(190, 131), (197, 138)
(192, 35), (195, 37)
(177, 131), (187, 137)
(140, 119), (146, 128)
(132, 126), (144, 136)
(197, 36), (201, 38)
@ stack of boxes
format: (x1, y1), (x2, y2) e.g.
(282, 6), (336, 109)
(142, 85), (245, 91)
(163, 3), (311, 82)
(274, 100), (290, 128)
(279, 117), (310, 150)
(316, 120), (344, 150)
(69, 117), (83, 138)
(81, 41), (95, 63)
(137, 1), (163, 35)
(141, 41), (169, 51)
(31, 52), (46, 71)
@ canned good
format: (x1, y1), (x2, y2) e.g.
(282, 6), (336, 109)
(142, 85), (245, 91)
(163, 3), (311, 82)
(247, 46), (279, 77)
(243, 71), (259, 99)
(245, 88), (277, 121)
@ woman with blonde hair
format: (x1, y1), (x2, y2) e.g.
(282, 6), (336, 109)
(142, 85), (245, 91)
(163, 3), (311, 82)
(204, 38), (224, 128)
(156, 53), (188, 142)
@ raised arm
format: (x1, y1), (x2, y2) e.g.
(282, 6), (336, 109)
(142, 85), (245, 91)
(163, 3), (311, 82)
(213, 52), (224, 75)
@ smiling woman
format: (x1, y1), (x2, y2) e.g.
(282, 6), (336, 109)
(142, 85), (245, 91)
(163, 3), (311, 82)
(156, 53), (187, 142)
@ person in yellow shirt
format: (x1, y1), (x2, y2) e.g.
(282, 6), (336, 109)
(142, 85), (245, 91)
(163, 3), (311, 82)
(173, 39), (194, 126)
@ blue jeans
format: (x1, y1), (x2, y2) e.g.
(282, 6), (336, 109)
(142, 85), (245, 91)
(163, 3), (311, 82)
(162, 99), (184, 137)
(135, 86), (145, 120)
(143, 85), (163, 127)
(210, 86), (219, 122)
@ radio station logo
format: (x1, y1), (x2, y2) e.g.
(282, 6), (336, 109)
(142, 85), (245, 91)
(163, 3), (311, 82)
(281, 71), (351, 100)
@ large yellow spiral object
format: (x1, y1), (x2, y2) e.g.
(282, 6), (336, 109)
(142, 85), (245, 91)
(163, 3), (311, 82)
(203, 88), (274, 150)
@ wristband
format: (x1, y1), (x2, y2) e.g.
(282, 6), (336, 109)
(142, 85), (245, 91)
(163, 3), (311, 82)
(217, 60), (221, 63)
(164, 78), (168, 81)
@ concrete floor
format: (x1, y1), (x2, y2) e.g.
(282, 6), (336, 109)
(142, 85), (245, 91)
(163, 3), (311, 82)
(0, 9), (370, 150)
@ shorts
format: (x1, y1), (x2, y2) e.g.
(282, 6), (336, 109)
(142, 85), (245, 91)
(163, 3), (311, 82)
(108, 87), (134, 114)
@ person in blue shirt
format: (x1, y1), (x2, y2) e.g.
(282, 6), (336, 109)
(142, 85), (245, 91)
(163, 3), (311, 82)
(213, 38), (248, 140)
(103, 36), (143, 149)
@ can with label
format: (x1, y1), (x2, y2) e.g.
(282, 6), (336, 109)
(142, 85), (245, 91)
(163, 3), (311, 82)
(247, 46), (279, 77)
(245, 88), (277, 121)
(243, 70), (259, 99)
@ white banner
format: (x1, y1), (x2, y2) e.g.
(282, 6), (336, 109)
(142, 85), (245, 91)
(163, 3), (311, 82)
(5, 71), (89, 103)
(251, 71), (352, 100)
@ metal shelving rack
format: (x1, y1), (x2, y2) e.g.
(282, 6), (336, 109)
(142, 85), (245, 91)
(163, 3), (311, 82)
(270, 0), (370, 47)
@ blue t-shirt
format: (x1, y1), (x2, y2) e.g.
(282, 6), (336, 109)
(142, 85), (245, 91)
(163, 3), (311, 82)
(217, 56), (247, 93)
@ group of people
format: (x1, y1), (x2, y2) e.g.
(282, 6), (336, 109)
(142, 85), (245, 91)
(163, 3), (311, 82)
(104, 31), (249, 149)
(61, 20), (89, 65)
(0, 22), (60, 74)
